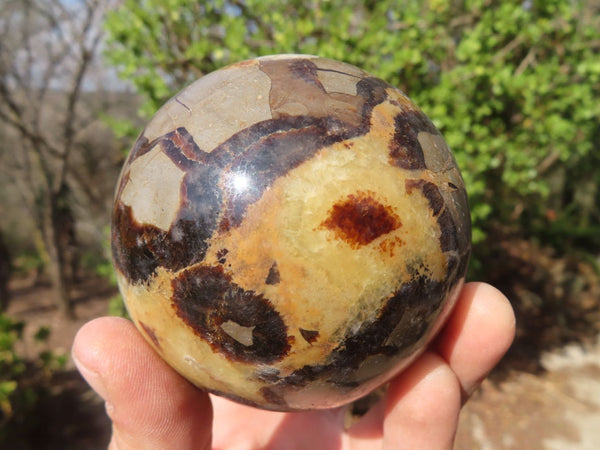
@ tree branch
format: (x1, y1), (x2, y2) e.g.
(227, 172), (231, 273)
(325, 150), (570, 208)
(59, 0), (103, 189)
(514, 46), (537, 76)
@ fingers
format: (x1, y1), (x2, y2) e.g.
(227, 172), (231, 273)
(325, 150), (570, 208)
(434, 282), (516, 400)
(358, 282), (514, 449)
(72, 317), (212, 450)
(383, 352), (461, 450)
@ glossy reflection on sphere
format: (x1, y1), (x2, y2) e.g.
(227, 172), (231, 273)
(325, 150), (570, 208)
(111, 54), (471, 411)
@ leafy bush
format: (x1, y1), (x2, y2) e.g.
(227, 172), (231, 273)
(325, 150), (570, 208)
(0, 314), (67, 442)
(0, 315), (27, 426)
(104, 0), (600, 260)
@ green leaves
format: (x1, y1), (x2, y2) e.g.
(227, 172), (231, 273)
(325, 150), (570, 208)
(103, 0), (600, 250)
(0, 315), (28, 429)
(0, 314), (68, 437)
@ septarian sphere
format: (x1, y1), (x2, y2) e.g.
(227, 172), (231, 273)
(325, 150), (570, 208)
(111, 54), (471, 411)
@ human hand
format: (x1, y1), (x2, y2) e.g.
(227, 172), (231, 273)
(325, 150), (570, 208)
(72, 282), (514, 449)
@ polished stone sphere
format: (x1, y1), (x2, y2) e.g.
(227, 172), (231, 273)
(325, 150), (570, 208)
(111, 54), (471, 411)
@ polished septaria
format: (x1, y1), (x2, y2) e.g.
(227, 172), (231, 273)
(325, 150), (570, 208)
(112, 54), (471, 411)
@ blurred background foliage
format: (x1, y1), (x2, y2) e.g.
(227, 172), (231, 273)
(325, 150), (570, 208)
(0, 313), (67, 442)
(104, 0), (600, 252)
(1, 0), (599, 445)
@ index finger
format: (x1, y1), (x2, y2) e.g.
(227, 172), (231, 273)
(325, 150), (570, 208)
(433, 282), (516, 400)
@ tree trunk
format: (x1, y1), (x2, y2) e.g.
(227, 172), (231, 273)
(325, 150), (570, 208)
(45, 236), (74, 319)
(42, 186), (76, 320)
(0, 231), (11, 312)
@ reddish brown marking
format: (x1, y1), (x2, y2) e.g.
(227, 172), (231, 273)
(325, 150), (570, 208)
(260, 386), (288, 407)
(405, 179), (444, 216)
(321, 191), (401, 248)
(152, 127), (210, 171)
(139, 321), (161, 349)
(299, 328), (320, 344)
(170, 127), (209, 162)
(379, 236), (405, 257)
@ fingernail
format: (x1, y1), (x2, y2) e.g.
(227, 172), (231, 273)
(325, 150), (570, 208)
(72, 353), (111, 402)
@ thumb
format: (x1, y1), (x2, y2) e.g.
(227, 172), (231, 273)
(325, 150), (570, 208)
(72, 317), (212, 450)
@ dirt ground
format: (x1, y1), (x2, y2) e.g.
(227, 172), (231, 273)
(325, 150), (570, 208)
(5, 275), (600, 449)
(457, 339), (600, 449)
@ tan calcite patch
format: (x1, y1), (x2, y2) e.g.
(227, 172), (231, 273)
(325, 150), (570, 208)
(202, 97), (449, 372)
(120, 146), (186, 230)
(142, 62), (273, 150)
